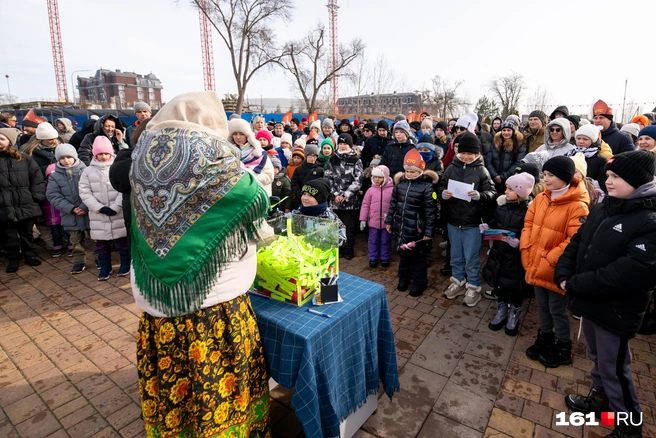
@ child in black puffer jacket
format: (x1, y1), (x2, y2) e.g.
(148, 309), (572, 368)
(385, 149), (438, 297)
(555, 151), (656, 438)
(482, 172), (534, 336)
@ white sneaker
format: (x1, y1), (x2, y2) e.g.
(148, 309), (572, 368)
(463, 284), (482, 307)
(439, 241), (448, 249)
(444, 277), (466, 299)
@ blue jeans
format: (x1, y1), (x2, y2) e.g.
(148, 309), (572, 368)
(448, 224), (482, 286)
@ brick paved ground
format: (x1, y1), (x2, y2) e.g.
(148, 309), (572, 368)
(1, 239), (656, 438)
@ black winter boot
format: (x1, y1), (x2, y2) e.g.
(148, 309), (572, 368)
(539, 339), (573, 368)
(565, 388), (609, 414)
(409, 284), (426, 297)
(5, 258), (20, 273)
(397, 279), (410, 292)
(526, 330), (555, 361)
(25, 256), (41, 266)
(439, 262), (452, 276)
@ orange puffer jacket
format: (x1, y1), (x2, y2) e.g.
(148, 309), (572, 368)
(520, 178), (590, 293)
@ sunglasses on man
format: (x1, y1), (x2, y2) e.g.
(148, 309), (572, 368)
(549, 127), (562, 133)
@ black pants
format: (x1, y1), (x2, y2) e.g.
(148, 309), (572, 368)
(398, 241), (428, 288)
(334, 209), (358, 252)
(583, 319), (641, 415)
(3, 218), (37, 260)
(496, 287), (524, 307)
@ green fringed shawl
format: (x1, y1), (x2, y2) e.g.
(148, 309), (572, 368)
(130, 127), (269, 316)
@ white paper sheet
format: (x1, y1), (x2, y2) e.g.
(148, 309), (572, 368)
(447, 179), (475, 202)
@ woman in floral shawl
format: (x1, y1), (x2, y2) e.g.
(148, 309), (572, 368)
(130, 92), (271, 437)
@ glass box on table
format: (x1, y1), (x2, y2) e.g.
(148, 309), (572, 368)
(252, 214), (339, 306)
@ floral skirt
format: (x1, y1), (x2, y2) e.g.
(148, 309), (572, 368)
(136, 294), (271, 437)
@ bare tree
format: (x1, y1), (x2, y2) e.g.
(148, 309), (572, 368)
(524, 86), (553, 114)
(430, 75), (468, 119)
(344, 52), (368, 115)
(622, 101), (641, 124)
(488, 73), (525, 118)
(369, 54), (397, 114)
(0, 93), (18, 105)
(193, 0), (291, 113)
(279, 23), (364, 114)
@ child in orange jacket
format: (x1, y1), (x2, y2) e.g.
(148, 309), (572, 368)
(520, 156), (589, 368)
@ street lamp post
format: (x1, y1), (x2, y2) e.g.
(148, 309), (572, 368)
(5, 75), (11, 102)
(70, 70), (93, 106)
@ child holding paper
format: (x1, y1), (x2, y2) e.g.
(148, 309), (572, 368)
(437, 132), (496, 307)
(481, 172), (534, 336)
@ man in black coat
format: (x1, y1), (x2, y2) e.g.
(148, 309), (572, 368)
(555, 151), (656, 438)
(361, 120), (391, 168)
(592, 100), (634, 155)
(126, 102), (151, 147)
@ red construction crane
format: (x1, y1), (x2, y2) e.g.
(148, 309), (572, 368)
(198, 0), (216, 91)
(47, 0), (69, 102)
(327, 0), (339, 113)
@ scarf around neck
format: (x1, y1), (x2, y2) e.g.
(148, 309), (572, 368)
(567, 146), (600, 158)
(131, 120), (268, 316)
(299, 202), (328, 216)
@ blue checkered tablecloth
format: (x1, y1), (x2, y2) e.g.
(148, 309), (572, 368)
(250, 273), (400, 438)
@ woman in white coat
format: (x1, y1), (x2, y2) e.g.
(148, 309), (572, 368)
(78, 136), (129, 280)
(228, 118), (274, 194)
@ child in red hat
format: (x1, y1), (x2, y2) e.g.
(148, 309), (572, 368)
(385, 148), (439, 297)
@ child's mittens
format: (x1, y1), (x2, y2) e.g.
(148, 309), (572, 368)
(469, 190), (480, 201)
(479, 223), (489, 233)
(502, 236), (519, 248)
(360, 221), (367, 231)
(99, 207), (117, 216)
(283, 149), (292, 159)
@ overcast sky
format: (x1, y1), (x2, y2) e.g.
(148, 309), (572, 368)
(1, 0), (655, 117)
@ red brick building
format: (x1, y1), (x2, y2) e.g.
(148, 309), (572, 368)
(77, 69), (163, 109)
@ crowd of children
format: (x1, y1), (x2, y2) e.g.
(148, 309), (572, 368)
(4, 103), (656, 438)
(1, 124), (132, 280)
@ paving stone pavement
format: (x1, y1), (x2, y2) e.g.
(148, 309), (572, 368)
(1, 240), (656, 438)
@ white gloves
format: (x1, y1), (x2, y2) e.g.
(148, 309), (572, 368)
(360, 221), (367, 231)
(470, 190), (480, 201)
